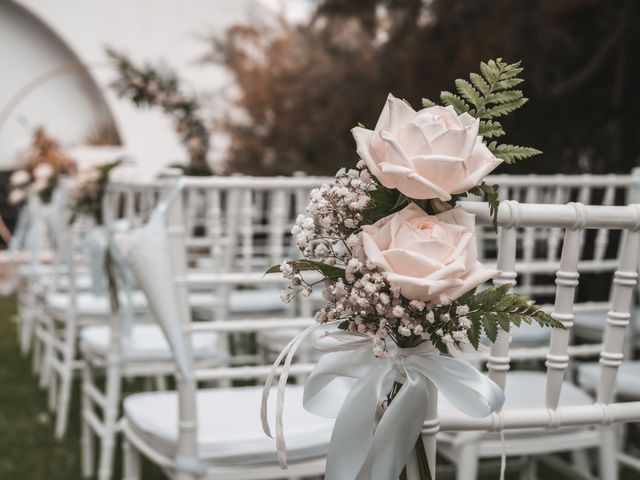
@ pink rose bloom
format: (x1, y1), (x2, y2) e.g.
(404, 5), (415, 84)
(10, 169), (30, 187)
(8, 189), (26, 205)
(352, 94), (502, 201)
(361, 203), (498, 303)
(33, 163), (54, 180)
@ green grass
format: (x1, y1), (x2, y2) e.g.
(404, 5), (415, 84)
(0, 295), (637, 479)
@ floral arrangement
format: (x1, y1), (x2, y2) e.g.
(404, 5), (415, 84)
(264, 59), (563, 480)
(8, 128), (77, 206)
(71, 160), (123, 225)
(270, 59), (561, 355)
(107, 48), (212, 175)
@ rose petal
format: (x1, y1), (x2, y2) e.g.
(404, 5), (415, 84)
(383, 248), (444, 278)
(361, 231), (394, 272)
(379, 163), (452, 201)
(386, 272), (464, 302)
(430, 128), (470, 158)
(443, 265), (500, 301)
(398, 123), (433, 157)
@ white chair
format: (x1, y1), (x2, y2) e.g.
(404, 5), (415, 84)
(119, 178), (333, 480)
(430, 200), (640, 480)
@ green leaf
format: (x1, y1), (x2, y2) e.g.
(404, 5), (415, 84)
(266, 260), (345, 279)
(483, 313), (499, 342)
(495, 78), (524, 90)
(479, 120), (505, 138)
(421, 98), (436, 108)
(485, 90), (523, 105)
(455, 79), (482, 110)
(469, 72), (491, 96)
(484, 97), (528, 118)
(440, 91), (471, 114)
(493, 144), (542, 164)
(467, 314), (482, 350)
(496, 312), (511, 332)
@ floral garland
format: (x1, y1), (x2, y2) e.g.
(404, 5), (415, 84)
(8, 128), (77, 206)
(107, 49), (212, 175)
(265, 59), (564, 480)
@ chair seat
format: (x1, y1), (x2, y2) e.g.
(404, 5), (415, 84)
(80, 324), (222, 362)
(46, 291), (148, 317)
(190, 288), (289, 315)
(578, 361), (640, 398)
(123, 386), (334, 465)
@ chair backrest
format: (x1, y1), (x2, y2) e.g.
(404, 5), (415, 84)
(435, 200), (640, 436)
(477, 173), (640, 300)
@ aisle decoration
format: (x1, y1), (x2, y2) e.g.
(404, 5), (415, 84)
(107, 48), (212, 175)
(262, 59), (563, 480)
(71, 159), (131, 316)
(8, 128), (77, 206)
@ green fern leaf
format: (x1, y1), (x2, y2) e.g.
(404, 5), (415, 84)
(467, 313), (482, 350)
(495, 78), (524, 90)
(470, 72), (491, 96)
(486, 90), (524, 105)
(440, 91), (471, 114)
(483, 313), (499, 342)
(480, 61), (499, 84)
(421, 98), (436, 108)
(479, 120), (505, 138)
(484, 97), (528, 118)
(455, 79), (482, 110)
(493, 144), (542, 164)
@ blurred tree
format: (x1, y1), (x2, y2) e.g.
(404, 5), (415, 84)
(213, 0), (639, 175)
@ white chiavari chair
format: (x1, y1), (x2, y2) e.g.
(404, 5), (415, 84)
(118, 177), (332, 480)
(78, 179), (229, 480)
(430, 200), (640, 480)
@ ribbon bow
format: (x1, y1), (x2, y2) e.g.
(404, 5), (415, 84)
(262, 328), (505, 480)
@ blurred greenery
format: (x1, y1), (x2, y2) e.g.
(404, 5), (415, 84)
(0, 295), (638, 479)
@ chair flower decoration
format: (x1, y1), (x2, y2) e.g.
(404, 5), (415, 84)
(263, 59), (564, 480)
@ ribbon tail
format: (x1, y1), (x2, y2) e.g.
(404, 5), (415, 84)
(324, 366), (391, 480)
(406, 355), (504, 418)
(356, 369), (429, 480)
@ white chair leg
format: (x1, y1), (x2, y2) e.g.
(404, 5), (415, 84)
(38, 319), (54, 389)
(47, 367), (58, 412)
(97, 361), (122, 480)
(455, 443), (479, 480)
(81, 365), (95, 478)
(32, 325), (43, 375)
(122, 438), (141, 480)
(599, 427), (619, 480)
(19, 310), (34, 355)
(571, 448), (592, 476)
(54, 321), (77, 439)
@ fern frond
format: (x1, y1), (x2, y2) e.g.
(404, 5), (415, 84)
(440, 91), (471, 114)
(469, 72), (491, 96)
(421, 98), (436, 108)
(493, 144), (542, 164)
(478, 120), (505, 138)
(484, 97), (528, 118)
(485, 90), (523, 105)
(455, 79), (482, 110)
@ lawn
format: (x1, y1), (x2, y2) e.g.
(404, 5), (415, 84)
(0, 295), (636, 480)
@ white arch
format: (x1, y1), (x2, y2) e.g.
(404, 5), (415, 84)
(0, 0), (121, 170)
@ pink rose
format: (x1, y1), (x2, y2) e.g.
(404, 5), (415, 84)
(8, 189), (26, 205)
(10, 169), (30, 187)
(361, 203), (498, 303)
(33, 163), (54, 180)
(352, 94), (502, 201)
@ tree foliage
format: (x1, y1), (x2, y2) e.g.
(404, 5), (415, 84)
(212, 0), (639, 176)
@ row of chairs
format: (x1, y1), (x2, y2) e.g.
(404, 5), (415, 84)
(11, 170), (640, 480)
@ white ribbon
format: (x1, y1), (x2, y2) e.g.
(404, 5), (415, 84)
(261, 329), (505, 479)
